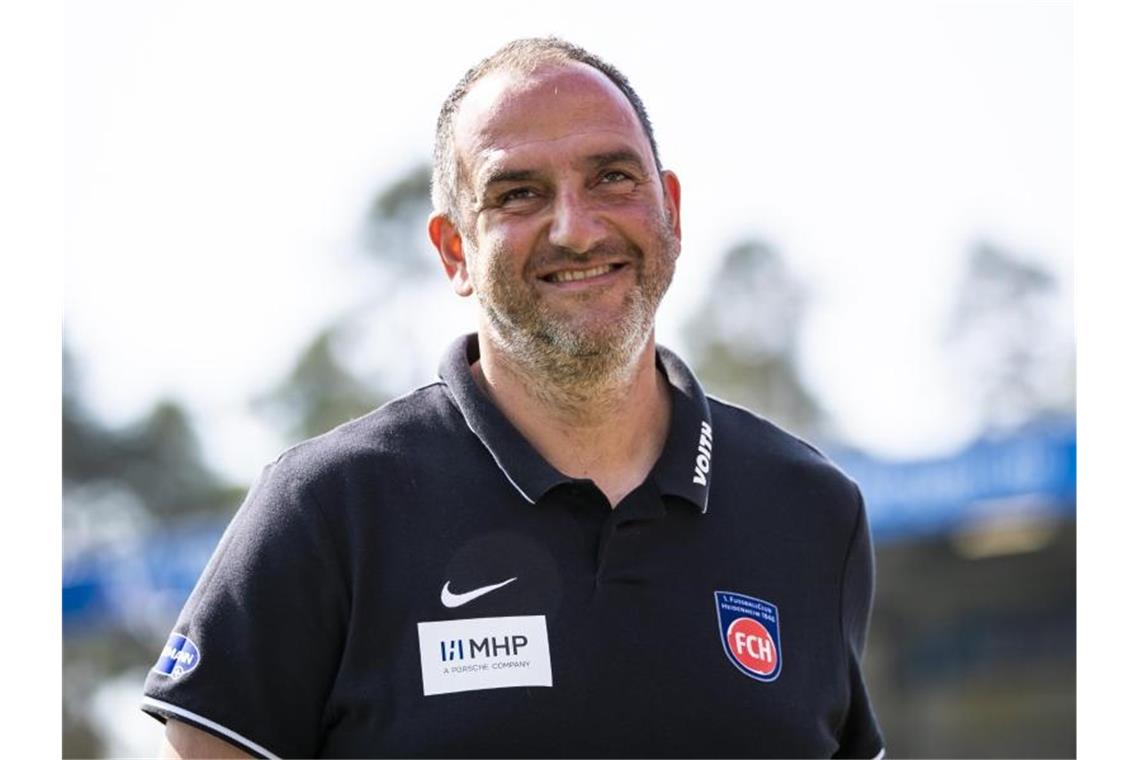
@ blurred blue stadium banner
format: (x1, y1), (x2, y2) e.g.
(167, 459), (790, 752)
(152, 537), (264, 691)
(63, 418), (1075, 629)
(63, 518), (223, 632)
(833, 418), (1075, 540)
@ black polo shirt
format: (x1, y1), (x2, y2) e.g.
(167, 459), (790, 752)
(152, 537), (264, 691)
(141, 334), (883, 758)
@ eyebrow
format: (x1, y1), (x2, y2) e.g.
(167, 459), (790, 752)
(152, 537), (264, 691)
(481, 168), (543, 189)
(478, 149), (651, 192)
(580, 149), (648, 174)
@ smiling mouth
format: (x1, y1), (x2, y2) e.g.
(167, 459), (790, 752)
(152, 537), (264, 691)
(541, 263), (625, 283)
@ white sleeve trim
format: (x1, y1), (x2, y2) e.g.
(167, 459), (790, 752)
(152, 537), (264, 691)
(141, 696), (280, 759)
(871, 748), (886, 759)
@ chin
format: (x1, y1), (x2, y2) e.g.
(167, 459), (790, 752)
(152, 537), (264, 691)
(549, 316), (652, 359)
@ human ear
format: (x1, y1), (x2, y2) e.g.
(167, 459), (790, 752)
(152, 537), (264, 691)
(428, 213), (474, 297)
(660, 170), (682, 241)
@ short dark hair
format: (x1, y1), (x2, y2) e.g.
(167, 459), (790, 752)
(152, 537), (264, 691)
(431, 36), (663, 222)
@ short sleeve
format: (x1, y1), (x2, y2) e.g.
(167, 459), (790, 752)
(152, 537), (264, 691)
(140, 460), (350, 758)
(833, 487), (885, 759)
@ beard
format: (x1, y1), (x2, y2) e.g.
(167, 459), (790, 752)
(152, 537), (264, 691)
(469, 210), (680, 395)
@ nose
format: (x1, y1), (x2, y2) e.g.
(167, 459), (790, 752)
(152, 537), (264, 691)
(547, 189), (607, 255)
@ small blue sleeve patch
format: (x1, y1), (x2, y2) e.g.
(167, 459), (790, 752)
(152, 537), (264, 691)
(152, 633), (201, 680)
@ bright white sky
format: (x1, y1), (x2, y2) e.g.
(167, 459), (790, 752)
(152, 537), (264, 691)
(64, 0), (1073, 483)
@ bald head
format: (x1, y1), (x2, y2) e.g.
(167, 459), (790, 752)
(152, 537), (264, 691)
(431, 37), (663, 224)
(454, 62), (657, 217)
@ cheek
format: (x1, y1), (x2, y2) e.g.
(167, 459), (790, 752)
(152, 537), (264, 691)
(478, 226), (536, 274)
(624, 204), (677, 256)
(468, 242), (519, 293)
(612, 194), (669, 229)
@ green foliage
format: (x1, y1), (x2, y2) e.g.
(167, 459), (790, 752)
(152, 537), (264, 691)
(63, 344), (242, 757)
(360, 163), (436, 276)
(252, 327), (388, 442)
(63, 347), (240, 522)
(682, 238), (826, 439)
(251, 162), (441, 444)
(945, 241), (1074, 430)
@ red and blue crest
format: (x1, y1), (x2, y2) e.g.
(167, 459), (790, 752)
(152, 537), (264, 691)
(714, 591), (782, 682)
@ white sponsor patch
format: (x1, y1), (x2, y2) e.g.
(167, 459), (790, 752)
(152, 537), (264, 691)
(417, 615), (552, 696)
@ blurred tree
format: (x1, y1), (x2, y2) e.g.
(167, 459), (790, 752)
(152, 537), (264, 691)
(253, 162), (442, 443)
(118, 401), (244, 518)
(63, 349), (125, 488)
(360, 163), (436, 276)
(945, 241), (1075, 431)
(63, 345), (244, 757)
(252, 327), (387, 442)
(681, 238), (827, 440)
(64, 346), (241, 549)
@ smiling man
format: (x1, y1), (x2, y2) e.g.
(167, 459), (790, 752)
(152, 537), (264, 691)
(428, 49), (682, 510)
(142, 38), (884, 759)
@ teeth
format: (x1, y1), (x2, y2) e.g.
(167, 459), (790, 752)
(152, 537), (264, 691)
(549, 265), (614, 283)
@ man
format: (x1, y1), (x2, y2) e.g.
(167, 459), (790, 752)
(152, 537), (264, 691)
(142, 37), (884, 759)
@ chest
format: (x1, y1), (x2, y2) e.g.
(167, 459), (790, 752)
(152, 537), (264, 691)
(320, 497), (850, 757)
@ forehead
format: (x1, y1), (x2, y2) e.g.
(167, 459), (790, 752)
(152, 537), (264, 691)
(453, 62), (650, 187)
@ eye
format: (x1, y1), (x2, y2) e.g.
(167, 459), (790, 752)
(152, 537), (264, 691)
(600, 170), (633, 184)
(499, 187), (539, 204)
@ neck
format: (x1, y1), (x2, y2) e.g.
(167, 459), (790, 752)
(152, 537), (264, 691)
(473, 330), (672, 507)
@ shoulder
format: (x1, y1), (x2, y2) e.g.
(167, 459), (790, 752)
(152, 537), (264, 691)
(260, 380), (457, 494)
(707, 395), (828, 460)
(706, 395), (863, 515)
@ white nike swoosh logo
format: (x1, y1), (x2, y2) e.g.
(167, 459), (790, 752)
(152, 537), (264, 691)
(440, 577), (518, 608)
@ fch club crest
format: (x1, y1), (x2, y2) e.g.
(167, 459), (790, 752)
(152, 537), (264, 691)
(714, 591), (782, 682)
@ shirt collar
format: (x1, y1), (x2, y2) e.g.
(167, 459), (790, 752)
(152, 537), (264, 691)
(652, 343), (714, 513)
(438, 334), (713, 513)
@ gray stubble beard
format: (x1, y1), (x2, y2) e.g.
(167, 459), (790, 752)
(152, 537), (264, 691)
(471, 217), (679, 412)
